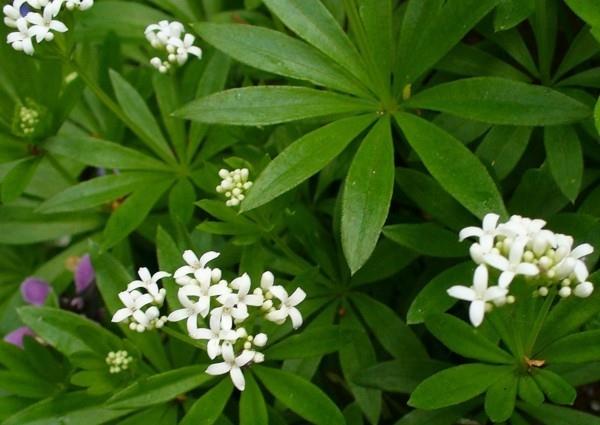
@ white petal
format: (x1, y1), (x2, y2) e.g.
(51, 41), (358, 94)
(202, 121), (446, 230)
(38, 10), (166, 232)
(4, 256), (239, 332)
(206, 362), (230, 376)
(127, 280), (145, 291)
(151, 271), (171, 283)
(174, 265), (195, 279)
(484, 253), (510, 271)
(498, 271), (515, 289)
(469, 300), (486, 327)
(574, 260), (589, 282)
(485, 286), (508, 301)
(182, 250), (199, 266)
(207, 338), (221, 359)
(168, 308), (191, 322)
(236, 350), (255, 367)
(287, 288), (306, 306)
(509, 237), (528, 264)
(49, 19), (67, 32)
(571, 243), (594, 259)
(244, 294), (264, 306)
(266, 308), (288, 323)
(288, 307), (303, 329)
(186, 315), (199, 335)
(133, 310), (149, 326)
(482, 213), (500, 232)
(260, 271), (274, 290)
(479, 234), (495, 252)
(134, 293), (153, 309)
(230, 366), (245, 391)
(459, 226), (483, 241)
(188, 45), (202, 58)
(194, 268), (211, 286)
(118, 291), (133, 307)
(112, 308), (132, 322)
(447, 285), (476, 301)
(234, 274), (251, 296)
(199, 251), (220, 267)
(472, 265), (488, 293)
(221, 342), (235, 362)
(269, 285), (288, 302)
(190, 328), (213, 340)
(515, 263), (539, 276)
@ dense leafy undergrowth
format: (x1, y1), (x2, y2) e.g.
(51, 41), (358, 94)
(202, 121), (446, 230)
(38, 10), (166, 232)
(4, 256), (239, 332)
(1, 0), (600, 424)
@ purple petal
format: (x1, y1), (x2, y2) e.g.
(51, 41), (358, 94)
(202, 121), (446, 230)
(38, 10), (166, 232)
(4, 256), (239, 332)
(75, 255), (95, 294)
(4, 327), (34, 348)
(20, 277), (51, 306)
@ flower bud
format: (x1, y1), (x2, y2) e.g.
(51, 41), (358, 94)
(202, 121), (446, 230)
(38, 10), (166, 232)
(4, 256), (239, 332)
(253, 333), (268, 347)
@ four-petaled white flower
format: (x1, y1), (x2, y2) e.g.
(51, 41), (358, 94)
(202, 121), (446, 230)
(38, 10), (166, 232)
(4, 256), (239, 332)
(447, 265), (508, 327)
(212, 294), (250, 330)
(145, 20), (201, 72)
(127, 267), (169, 301)
(190, 313), (238, 359)
(205, 342), (255, 391)
(7, 19), (34, 55)
(168, 33), (202, 64)
(26, 2), (67, 42)
(3, 0), (26, 27)
(459, 213), (500, 252)
(111, 290), (153, 323)
(265, 286), (306, 329)
(227, 273), (264, 313)
(484, 237), (539, 288)
(174, 250), (219, 280)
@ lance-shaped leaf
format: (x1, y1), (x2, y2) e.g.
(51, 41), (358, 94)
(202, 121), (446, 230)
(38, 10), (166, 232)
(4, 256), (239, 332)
(239, 373), (268, 425)
(176, 86), (376, 126)
(241, 114), (376, 211)
(193, 23), (369, 97)
(395, 112), (506, 219)
(355, 359), (448, 393)
(180, 379), (233, 425)
(544, 125), (583, 202)
(539, 330), (600, 364)
(265, 326), (354, 360)
(517, 401), (600, 425)
(532, 369), (577, 405)
(404, 77), (591, 125)
(342, 117), (394, 274)
(484, 373), (518, 423)
(476, 125), (533, 180)
(383, 223), (467, 258)
(1, 157), (40, 203)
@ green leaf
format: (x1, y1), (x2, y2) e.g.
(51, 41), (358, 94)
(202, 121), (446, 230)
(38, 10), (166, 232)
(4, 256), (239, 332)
(168, 178), (195, 224)
(532, 368), (576, 405)
(38, 172), (163, 213)
(425, 314), (514, 364)
(565, 0), (600, 27)
(395, 113), (506, 219)
(394, 168), (473, 230)
(544, 125), (583, 202)
(254, 366), (344, 425)
(539, 330), (600, 364)
(354, 0), (392, 83)
(109, 70), (173, 160)
(383, 223), (467, 258)
(265, 326), (353, 360)
(153, 73), (186, 160)
(395, 0), (498, 88)
(1, 157), (39, 203)
(193, 23), (368, 97)
(176, 86), (376, 126)
(106, 366), (212, 409)
(476, 126), (533, 180)
(239, 373), (268, 425)
(407, 262), (474, 324)
(0, 371), (58, 399)
(405, 77), (591, 125)
(342, 117), (394, 273)
(394, 403), (477, 425)
(595, 95), (600, 136)
(484, 372), (518, 423)
(518, 375), (544, 406)
(180, 379), (233, 425)
(261, 0), (370, 87)
(408, 364), (511, 409)
(19, 306), (120, 357)
(517, 401), (600, 425)
(355, 359), (448, 393)
(352, 293), (428, 360)
(44, 135), (168, 170)
(241, 114), (376, 211)
(494, 0), (534, 31)
(101, 179), (172, 249)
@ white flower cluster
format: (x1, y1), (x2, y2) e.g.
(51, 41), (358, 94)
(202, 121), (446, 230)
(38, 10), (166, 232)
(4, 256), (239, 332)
(216, 168), (253, 207)
(144, 20), (202, 73)
(167, 250), (305, 391)
(105, 350), (132, 374)
(111, 267), (169, 332)
(448, 213), (595, 327)
(3, 0), (93, 55)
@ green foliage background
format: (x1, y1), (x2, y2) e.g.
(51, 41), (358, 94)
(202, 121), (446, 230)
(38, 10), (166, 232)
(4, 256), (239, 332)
(0, 0), (600, 424)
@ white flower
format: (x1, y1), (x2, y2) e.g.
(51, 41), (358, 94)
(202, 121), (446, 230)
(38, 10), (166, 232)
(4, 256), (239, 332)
(459, 213), (501, 251)
(26, 2), (67, 43)
(447, 265), (508, 327)
(216, 168), (253, 207)
(111, 290), (153, 323)
(498, 215), (546, 239)
(146, 20), (199, 71)
(7, 18), (34, 54)
(211, 294), (249, 330)
(168, 269), (230, 334)
(190, 313), (238, 359)
(226, 273), (264, 312)
(3, 0), (27, 28)
(65, 0), (93, 10)
(484, 237), (539, 288)
(174, 250), (220, 280)
(127, 267), (169, 302)
(265, 285), (306, 329)
(168, 33), (202, 64)
(205, 342), (255, 391)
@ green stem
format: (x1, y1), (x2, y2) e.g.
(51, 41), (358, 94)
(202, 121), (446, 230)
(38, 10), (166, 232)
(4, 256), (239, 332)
(525, 291), (556, 357)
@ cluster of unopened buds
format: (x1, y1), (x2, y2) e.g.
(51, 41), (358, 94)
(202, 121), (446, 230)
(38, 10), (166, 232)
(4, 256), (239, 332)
(216, 168), (253, 207)
(111, 267), (168, 332)
(448, 213), (595, 327)
(112, 249), (306, 391)
(145, 20), (202, 73)
(105, 350), (133, 374)
(17, 104), (40, 136)
(3, 0), (93, 55)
